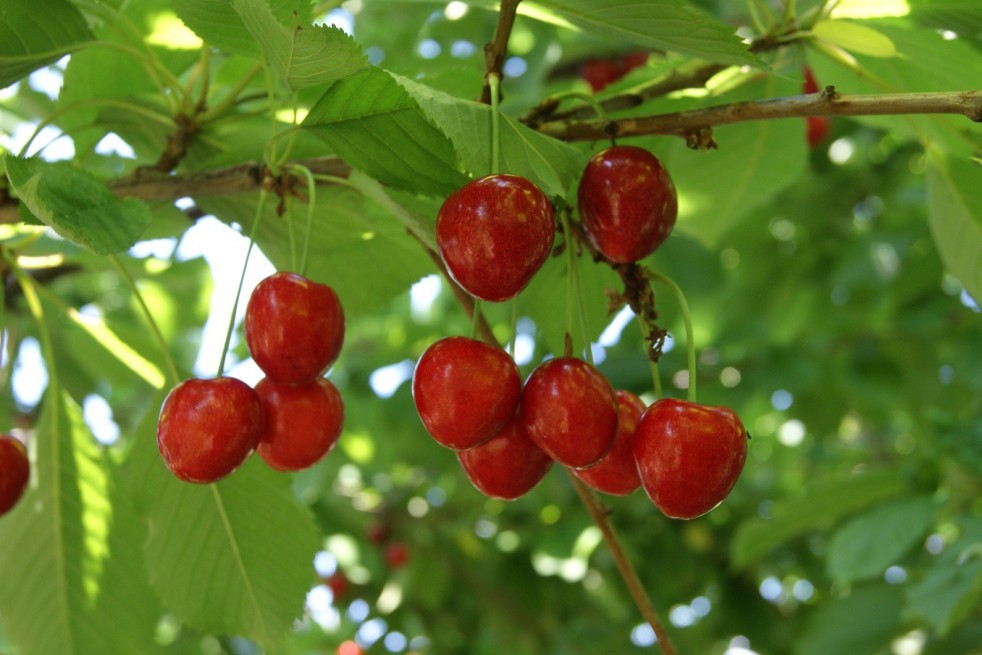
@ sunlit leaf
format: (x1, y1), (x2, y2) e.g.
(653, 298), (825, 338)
(812, 20), (899, 57)
(926, 152), (982, 304)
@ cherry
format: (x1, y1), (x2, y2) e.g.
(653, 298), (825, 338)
(0, 434), (30, 517)
(157, 377), (262, 484)
(436, 174), (555, 302)
(572, 390), (646, 496)
(578, 145), (678, 264)
(521, 357), (618, 469)
(457, 411), (552, 500)
(634, 397), (748, 519)
(324, 571), (350, 601)
(336, 641), (365, 655)
(245, 272), (344, 384)
(384, 542), (410, 569)
(803, 67), (831, 147)
(412, 336), (522, 451)
(580, 58), (622, 92)
(255, 377), (344, 472)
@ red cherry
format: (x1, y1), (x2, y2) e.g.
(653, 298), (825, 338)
(457, 411), (553, 500)
(572, 390), (646, 496)
(245, 272), (344, 384)
(255, 377), (344, 472)
(578, 145), (678, 264)
(802, 67), (831, 147)
(436, 174), (555, 302)
(336, 641), (364, 655)
(618, 50), (649, 75)
(521, 357), (618, 469)
(412, 336), (521, 451)
(579, 59), (621, 92)
(366, 520), (391, 545)
(324, 571), (350, 600)
(384, 542), (410, 569)
(0, 434), (30, 517)
(157, 378), (261, 483)
(634, 397), (748, 519)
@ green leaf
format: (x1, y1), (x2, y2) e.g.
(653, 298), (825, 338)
(524, 0), (755, 66)
(231, 0), (368, 90)
(3, 156), (152, 254)
(141, 455), (320, 650)
(731, 469), (909, 569)
(0, 0), (94, 89)
(904, 515), (982, 635)
(0, 392), (158, 655)
(172, 0), (310, 57)
(826, 495), (939, 584)
(794, 583), (904, 655)
(662, 76), (808, 245)
(393, 74), (586, 200)
(926, 152), (982, 304)
(812, 19), (899, 57)
(303, 67), (468, 197)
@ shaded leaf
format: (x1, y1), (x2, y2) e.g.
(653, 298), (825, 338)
(232, 0), (368, 90)
(0, 0), (94, 89)
(525, 0), (755, 66)
(172, 0), (310, 57)
(731, 470), (909, 569)
(394, 74), (586, 199)
(3, 156), (152, 254)
(826, 495), (939, 584)
(303, 67), (468, 197)
(926, 152), (982, 304)
(794, 584), (904, 655)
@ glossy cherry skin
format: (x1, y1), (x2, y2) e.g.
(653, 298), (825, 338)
(436, 174), (555, 302)
(457, 412), (553, 500)
(572, 390), (646, 496)
(412, 336), (522, 451)
(0, 434), (30, 517)
(578, 145), (678, 264)
(157, 378), (262, 484)
(634, 398), (747, 519)
(245, 272), (344, 384)
(521, 357), (618, 469)
(255, 377), (344, 472)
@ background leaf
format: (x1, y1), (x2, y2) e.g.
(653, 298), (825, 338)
(171, 0), (311, 57)
(826, 495), (938, 584)
(926, 151), (982, 303)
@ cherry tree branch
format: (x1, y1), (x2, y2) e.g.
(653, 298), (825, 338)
(537, 88), (982, 144)
(567, 472), (678, 655)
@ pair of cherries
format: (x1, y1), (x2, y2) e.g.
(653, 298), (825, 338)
(157, 272), (344, 484)
(412, 339), (746, 519)
(435, 144), (679, 305)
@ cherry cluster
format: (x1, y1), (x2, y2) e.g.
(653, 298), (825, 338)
(415, 145), (748, 519)
(0, 434), (30, 518)
(156, 271), (345, 483)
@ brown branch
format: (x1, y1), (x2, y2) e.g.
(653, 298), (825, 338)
(567, 472), (678, 655)
(538, 88), (982, 143)
(0, 157), (352, 224)
(480, 0), (523, 105)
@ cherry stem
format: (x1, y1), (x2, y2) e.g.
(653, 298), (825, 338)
(489, 72), (502, 174)
(566, 472), (679, 655)
(560, 209), (593, 365)
(636, 315), (663, 398)
(216, 188), (269, 377)
(109, 255), (181, 387)
(470, 298), (483, 340)
(286, 197), (298, 273)
(648, 270), (696, 402)
(287, 163), (317, 277)
(508, 299), (519, 359)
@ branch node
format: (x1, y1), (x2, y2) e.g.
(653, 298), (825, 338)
(686, 127), (717, 150)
